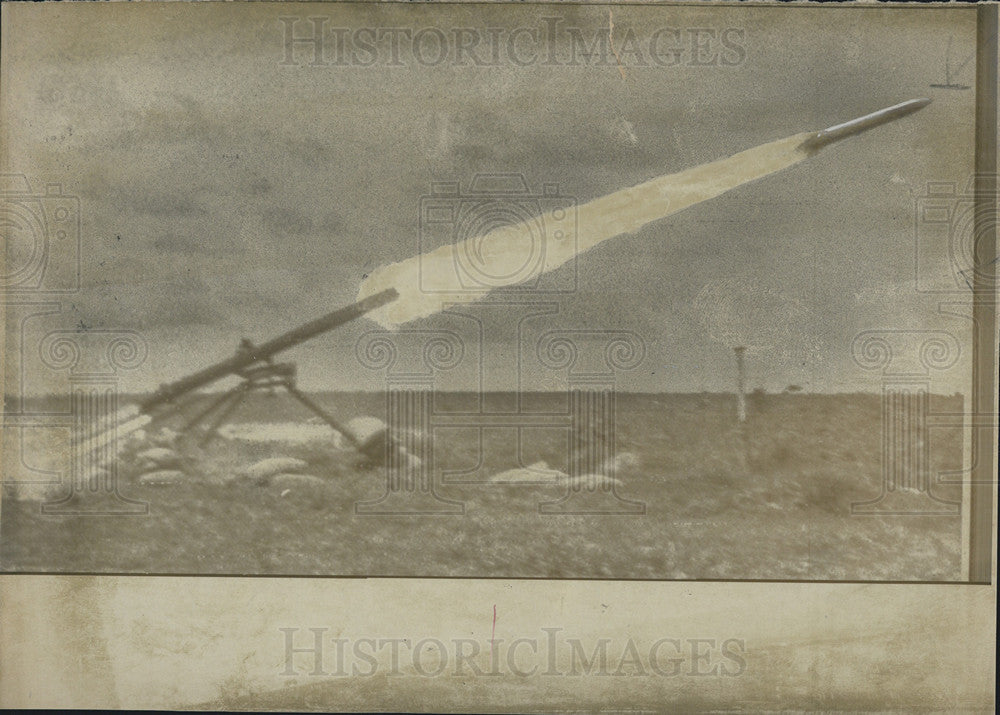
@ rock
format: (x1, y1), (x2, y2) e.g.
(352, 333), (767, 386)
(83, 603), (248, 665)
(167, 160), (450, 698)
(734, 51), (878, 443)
(489, 461), (566, 483)
(613, 451), (639, 470)
(268, 473), (328, 490)
(135, 447), (182, 471)
(346, 416), (387, 446)
(347, 417), (393, 461)
(345, 417), (422, 467)
(236, 457), (309, 484)
(136, 469), (187, 485)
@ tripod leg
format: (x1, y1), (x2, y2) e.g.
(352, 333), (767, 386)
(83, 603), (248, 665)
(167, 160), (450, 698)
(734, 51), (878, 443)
(183, 388), (243, 434)
(198, 383), (251, 447)
(284, 385), (359, 448)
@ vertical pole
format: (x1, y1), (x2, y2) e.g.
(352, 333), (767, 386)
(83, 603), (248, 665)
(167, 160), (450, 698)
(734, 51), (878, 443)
(734, 346), (748, 423)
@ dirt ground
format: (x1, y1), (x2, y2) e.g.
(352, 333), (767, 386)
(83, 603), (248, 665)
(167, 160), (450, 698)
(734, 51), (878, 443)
(0, 392), (964, 580)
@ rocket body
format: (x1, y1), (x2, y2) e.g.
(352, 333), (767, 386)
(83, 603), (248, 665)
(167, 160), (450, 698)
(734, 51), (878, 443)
(800, 98), (931, 153)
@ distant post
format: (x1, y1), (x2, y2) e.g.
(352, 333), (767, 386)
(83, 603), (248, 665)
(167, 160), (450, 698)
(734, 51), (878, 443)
(733, 346), (747, 422)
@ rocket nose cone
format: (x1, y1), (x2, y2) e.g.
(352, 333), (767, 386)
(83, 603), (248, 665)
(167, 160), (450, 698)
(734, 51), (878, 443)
(890, 97), (932, 120)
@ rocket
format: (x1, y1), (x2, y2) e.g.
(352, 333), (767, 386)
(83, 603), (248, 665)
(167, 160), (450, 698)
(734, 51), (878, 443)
(800, 98), (932, 153)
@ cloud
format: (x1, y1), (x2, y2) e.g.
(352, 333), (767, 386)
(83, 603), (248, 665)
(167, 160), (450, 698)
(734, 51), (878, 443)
(112, 190), (206, 218)
(152, 233), (216, 257)
(111, 93), (230, 152)
(72, 281), (225, 331)
(262, 207), (314, 236)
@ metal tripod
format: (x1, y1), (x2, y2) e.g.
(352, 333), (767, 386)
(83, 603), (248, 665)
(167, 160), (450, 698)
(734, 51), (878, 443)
(180, 348), (360, 448)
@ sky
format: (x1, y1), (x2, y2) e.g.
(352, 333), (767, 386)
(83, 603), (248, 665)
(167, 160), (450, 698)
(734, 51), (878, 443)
(2, 2), (981, 396)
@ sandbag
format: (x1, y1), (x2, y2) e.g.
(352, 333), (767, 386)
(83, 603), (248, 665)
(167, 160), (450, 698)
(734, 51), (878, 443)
(346, 416), (386, 444)
(347, 416), (388, 458)
(135, 447), (182, 471)
(237, 457), (309, 483)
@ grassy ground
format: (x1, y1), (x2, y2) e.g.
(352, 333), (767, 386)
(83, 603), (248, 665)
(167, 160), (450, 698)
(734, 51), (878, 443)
(0, 392), (964, 579)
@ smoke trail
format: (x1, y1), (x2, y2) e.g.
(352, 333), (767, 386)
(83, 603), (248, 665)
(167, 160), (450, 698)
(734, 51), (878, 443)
(357, 132), (813, 329)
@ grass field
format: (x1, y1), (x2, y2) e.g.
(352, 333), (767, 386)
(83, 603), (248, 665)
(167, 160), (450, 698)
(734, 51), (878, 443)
(1, 391), (964, 580)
